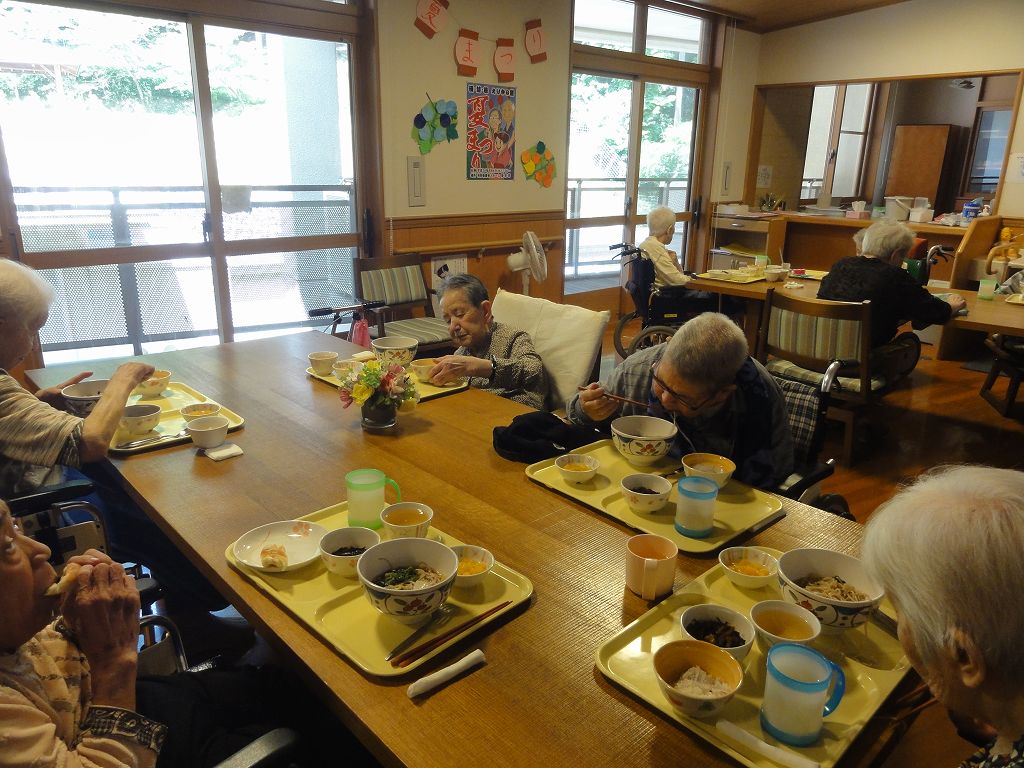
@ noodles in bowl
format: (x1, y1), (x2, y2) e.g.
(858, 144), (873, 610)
(777, 548), (883, 631)
(357, 538), (458, 624)
(796, 575), (868, 603)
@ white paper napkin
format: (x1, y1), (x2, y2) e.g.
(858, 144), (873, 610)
(715, 720), (820, 768)
(407, 649), (486, 698)
(204, 442), (244, 461)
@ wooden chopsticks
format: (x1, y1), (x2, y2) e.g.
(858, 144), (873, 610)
(390, 600), (512, 668)
(576, 386), (648, 410)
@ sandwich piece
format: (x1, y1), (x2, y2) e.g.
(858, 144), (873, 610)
(260, 543), (288, 570)
(44, 563), (82, 597)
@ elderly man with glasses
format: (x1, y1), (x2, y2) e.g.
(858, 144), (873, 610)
(567, 312), (793, 490)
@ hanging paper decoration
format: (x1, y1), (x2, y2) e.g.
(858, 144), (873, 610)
(493, 38), (515, 82)
(467, 82), (515, 181)
(524, 19), (546, 63)
(411, 94), (459, 155)
(454, 28), (480, 77)
(414, 0), (449, 39)
(521, 141), (556, 188)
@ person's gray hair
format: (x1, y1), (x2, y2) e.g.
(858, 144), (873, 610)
(863, 465), (1024, 685)
(646, 206), (676, 238)
(437, 273), (489, 307)
(854, 219), (915, 261)
(663, 313), (748, 393)
(0, 259), (54, 327)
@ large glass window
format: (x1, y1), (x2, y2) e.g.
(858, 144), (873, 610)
(965, 108), (1011, 194)
(0, 1), (363, 363)
(801, 83), (874, 203)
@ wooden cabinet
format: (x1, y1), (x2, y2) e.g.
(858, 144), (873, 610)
(708, 214), (786, 269)
(885, 124), (962, 214)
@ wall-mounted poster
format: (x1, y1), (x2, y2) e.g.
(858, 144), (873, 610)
(466, 82), (516, 181)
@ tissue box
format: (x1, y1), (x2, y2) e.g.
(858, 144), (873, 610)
(846, 210), (870, 219)
(909, 208), (934, 223)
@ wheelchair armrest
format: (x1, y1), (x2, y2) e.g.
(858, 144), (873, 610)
(213, 728), (301, 768)
(775, 460), (835, 500)
(7, 480), (96, 516)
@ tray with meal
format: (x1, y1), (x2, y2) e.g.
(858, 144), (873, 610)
(112, 382), (243, 455)
(225, 502), (533, 676)
(306, 361), (469, 401)
(596, 546), (909, 768)
(698, 269), (766, 284)
(525, 440), (783, 554)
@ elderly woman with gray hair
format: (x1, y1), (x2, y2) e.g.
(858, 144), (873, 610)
(818, 220), (966, 377)
(863, 465), (1024, 767)
(428, 273), (549, 410)
(568, 312), (793, 489)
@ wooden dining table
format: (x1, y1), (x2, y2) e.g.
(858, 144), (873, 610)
(27, 331), (909, 768)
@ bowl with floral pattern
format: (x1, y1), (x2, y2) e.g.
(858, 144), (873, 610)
(610, 415), (678, 467)
(356, 538), (458, 624)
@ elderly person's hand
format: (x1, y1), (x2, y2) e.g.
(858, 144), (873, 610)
(35, 371), (94, 407)
(578, 383), (620, 422)
(111, 361), (156, 388)
(78, 361), (156, 462)
(428, 354), (492, 384)
(61, 560), (140, 710)
(944, 293), (967, 314)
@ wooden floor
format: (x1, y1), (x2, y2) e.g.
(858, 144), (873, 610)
(600, 327), (1024, 523)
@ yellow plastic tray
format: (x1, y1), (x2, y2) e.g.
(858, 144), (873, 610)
(789, 269), (829, 281)
(225, 502), (533, 677)
(305, 367), (469, 401)
(595, 550), (910, 768)
(698, 270), (767, 284)
(526, 440), (783, 553)
(112, 382), (243, 455)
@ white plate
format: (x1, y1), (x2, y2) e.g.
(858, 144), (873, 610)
(232, 520), (328, 572)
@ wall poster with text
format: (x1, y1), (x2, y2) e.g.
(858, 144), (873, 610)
(466, 82), (516, 181)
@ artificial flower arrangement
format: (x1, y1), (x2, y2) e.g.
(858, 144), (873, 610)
(338, 359), (419, 411)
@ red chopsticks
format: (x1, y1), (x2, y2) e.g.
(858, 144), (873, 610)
(390, 600), (512, 668)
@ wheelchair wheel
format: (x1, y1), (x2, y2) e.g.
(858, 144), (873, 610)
(627, 325), (676, 356)
(613, 311), (642, 359)
(815, 493), (854, 521)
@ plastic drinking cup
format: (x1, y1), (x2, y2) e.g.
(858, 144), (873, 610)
(625, 533), (677, 600)
(760, 643), (846, 746)
(978, 279), (997, 301)
(345, 469), (400, 530)
(675, 476), (718, 538)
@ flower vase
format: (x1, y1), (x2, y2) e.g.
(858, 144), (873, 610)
(360, 402), (397, 431)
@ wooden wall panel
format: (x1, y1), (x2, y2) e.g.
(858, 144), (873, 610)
(386, 211), (566, 305)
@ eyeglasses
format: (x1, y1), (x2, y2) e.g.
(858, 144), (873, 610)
(650, 363), (717, 411)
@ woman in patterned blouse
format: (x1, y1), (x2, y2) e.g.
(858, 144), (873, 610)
(863, 466), (1024, 767)
(428, 273), (549, 410)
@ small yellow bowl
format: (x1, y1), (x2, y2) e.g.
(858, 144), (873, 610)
(180, 402), (222, 422)
(135, 370), (171, 397)
(682, 453), (736, 488)
(451, 544), (495, 588)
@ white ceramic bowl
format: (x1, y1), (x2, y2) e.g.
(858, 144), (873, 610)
(451, 544), (495, 588)
(135, 370), (171, 397)
(777, 548), (884, 631)
(750, 599), (821, 649)
(610, 415), (678, 467)
(764, 266), (789, 283)
(653, 640), (743, 719)
(180, 402), (221, 422)
(62, 379), (110, 416)
(679, 603), (755, 662)
(308, 351), (339, 376)
(380, 502), (433, 539)
(121, 403), (161, 435)
(620, 473), (672, 514)
(718, 546), (779, 590)
(556, 454), (600, 484)
(682, 453), (735, 488)
(356, 538), (458, 624)
(332, 359), (364, 380)
(185, 414), (230, 449)
(409, 359), (437, 383)
(319, 527), (381, 578)
(371, 336), (419, 368)
(233, 520), (328, 573)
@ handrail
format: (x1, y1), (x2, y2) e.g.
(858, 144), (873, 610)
(393, 235), (563, 258)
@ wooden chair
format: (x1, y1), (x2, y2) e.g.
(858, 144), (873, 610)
(757, 292), (886, 465)
(979, 333), (1024, 417)
(352, 253), (453, 356)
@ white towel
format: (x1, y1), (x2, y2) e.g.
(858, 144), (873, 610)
(407, 649), (486, 698)
(204, 442), (243, 461)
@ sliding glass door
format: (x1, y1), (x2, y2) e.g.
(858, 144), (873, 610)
(0, 1), (362, 363)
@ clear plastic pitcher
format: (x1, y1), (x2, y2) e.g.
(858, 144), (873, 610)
(345, 469), (400, 529)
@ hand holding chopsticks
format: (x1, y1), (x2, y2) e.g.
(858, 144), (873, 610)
(390, 600), (512, 668)
(577, 385), (648, 410)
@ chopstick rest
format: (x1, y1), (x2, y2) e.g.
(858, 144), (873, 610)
(407, 649), (486, 699)
(204, 443), (244, 461)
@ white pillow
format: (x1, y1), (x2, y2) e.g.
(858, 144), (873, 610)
(491, 288), (610, 410)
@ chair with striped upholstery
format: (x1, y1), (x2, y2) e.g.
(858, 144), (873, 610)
(757, 291), (887, 465)
(353, 253), (454, 356)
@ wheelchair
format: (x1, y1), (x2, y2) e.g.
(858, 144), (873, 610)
(611, 243), (704, 359)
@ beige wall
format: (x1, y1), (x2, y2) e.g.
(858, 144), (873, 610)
(710, 26), (760, 202)
(377, 0), (571, 220)
(715, 0), (1024, 214)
